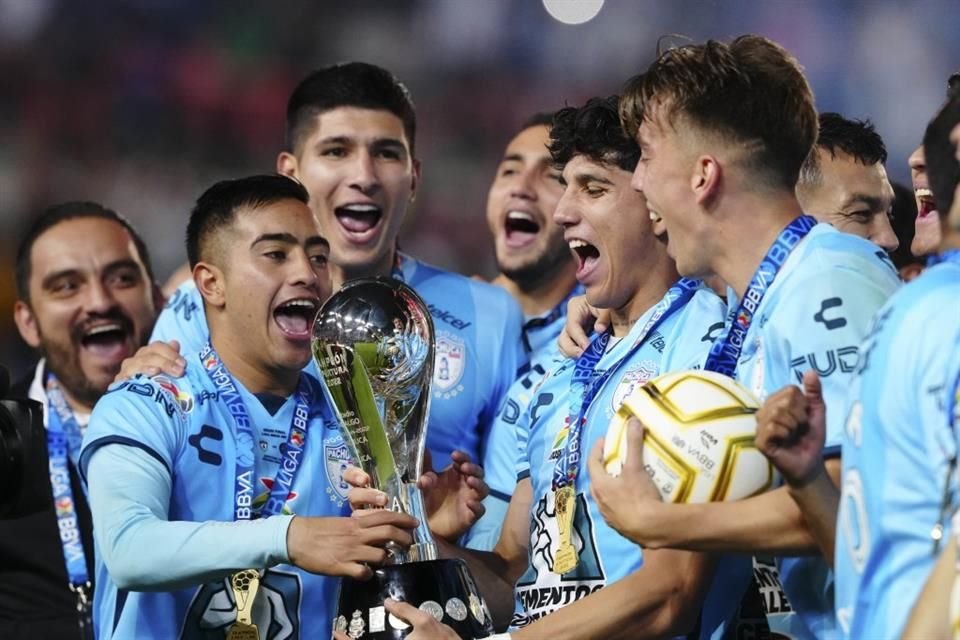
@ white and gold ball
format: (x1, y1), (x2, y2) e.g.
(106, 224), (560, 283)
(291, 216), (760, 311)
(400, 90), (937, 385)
(602, 369), (778, 503)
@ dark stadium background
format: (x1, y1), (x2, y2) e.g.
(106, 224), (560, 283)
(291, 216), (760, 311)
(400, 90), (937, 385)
(1, 0), (957, 373)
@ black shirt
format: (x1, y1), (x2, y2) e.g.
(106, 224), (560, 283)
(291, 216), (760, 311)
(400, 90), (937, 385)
(0, 367), (94, 640)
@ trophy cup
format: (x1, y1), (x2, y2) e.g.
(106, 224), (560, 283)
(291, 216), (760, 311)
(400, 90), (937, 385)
(312, 277), (494, 640)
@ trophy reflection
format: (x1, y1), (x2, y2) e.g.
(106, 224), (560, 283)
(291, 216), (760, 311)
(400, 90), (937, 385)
(312, 277), (493, 639)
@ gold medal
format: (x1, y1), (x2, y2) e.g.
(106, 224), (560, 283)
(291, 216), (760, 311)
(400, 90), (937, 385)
(227, 569), (261, 640)
(553, 485), (578, 574)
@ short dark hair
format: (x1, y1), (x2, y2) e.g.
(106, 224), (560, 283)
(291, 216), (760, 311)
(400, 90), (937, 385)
(923, 94), (960, 220)
(799, 112), (888, 188)
(186, 175), (310, 268)
(549, 96), (640, 172)
(519, 111), (556, 133)
(285, 62), (417, 156)
(619, 34), (817, 191)
(15, 202), (155, 303)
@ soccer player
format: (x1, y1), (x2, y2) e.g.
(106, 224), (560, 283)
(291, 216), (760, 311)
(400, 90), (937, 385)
(355, 96), (730, 639)
(79, 175), (420, 639)
(469, 113), (583, 549)
(151, 62), (525, 469)
(797, 112), (898, 252)
(5, 202), (161, 640)
(588, 35), (900, 639)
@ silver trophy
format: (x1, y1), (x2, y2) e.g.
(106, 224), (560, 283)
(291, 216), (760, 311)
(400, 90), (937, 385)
(313, 277), (493, 639)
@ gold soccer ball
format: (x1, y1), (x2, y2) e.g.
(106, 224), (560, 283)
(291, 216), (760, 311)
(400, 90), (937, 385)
(603, 369), (778, 503)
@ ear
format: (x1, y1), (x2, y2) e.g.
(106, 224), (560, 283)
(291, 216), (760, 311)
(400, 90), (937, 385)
(194, 262), (227, 309)
(409, 158), (422, 204)
(692, 155), (722, 207)
(277, 151), (298, 178)
(13, 300), (41, 348)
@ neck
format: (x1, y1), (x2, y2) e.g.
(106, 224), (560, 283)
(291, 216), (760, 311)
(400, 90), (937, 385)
(210, 332), (299, 397)
(608, 257), (679, 338)
(709, 194), (803, 299)
(493, 260), (578, 317)
(57, 382), (94, 415)
(331, 247), (396, 289)
(940, 229), (960, 253)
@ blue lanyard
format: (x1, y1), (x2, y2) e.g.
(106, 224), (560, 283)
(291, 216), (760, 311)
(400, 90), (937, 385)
(703, 215), (818, 376)
(198, 343), (313, 520)
(552, 278), (702, 489)
(45, 375), (91, 591)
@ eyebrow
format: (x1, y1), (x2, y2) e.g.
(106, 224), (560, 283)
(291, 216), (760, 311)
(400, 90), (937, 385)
(251, 233), (328, 249)
(40, 259), (142, 289)
(575, 172), (614, 186)
(838, 193), (893, 213)
(316, 135), (408, 150)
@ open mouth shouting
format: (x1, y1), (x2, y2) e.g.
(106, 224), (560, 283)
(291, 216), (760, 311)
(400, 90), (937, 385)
(568, 238), (600, 282)
(504, 209), (542, 248)
(915, 187), (939, 221)
(273, 297), (320, 342)
(334, 203), (383, 243)
(77, 318), (134, 364)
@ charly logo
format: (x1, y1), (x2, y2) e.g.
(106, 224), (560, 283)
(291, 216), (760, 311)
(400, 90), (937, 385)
(154, 375), (195, 415)
(611, 361), (659, 412)
(512, 491), (605, 627)
(324, 437), (353, 506)
(182, 570), (301, 639)
(434, 331), (466, 398)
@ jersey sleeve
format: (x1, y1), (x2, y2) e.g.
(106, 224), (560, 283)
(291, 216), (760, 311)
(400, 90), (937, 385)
(662, 288), (727, 372)
(85, 445), (291, 591)
(477, 293), (528, 462)
(151, 280), (209, 352)
(773, 266), (898, 455)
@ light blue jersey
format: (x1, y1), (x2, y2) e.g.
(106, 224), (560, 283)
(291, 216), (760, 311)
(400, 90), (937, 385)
(467, 284), (587, 551)
(151, 254), (526, 468)
(510, 288), (735, 637)
(80, 357), (352, 639)
(730, 224), (900, 638)
(835, 257), (960, 638)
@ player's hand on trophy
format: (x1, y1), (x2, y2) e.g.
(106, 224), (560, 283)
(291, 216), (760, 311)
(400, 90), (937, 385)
(335, 598), (462, 640)
(286, 513), (418, 579)
(418, 449), (488, 542)
(587, 418), (665, 547)
(113, 339), (186, 382)
(558, 294), (610, 358)
(755, 370), (828, 489)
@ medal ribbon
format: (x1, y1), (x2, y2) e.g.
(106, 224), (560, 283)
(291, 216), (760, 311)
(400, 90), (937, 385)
(703, 215), (818, 376)
(45, 375), (91, 593)
(552, 278), (702, 490)
(198, 342), (314, 520)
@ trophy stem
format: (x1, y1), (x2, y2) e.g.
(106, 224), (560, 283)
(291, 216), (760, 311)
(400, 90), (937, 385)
(392, 483), (437, 563)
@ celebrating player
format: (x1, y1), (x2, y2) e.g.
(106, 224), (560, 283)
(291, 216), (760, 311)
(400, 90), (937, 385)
(354, 96), (732, 639)
(469, 112), (584, 549)
(797, 112), (898, 252)
(588, 35), (900, 638)
(80, 175), (419, 639)
(5, 203), (161, 640)
(151, 62), (525, 469)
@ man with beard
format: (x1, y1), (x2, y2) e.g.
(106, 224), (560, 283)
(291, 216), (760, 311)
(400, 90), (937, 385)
(468, 113), (582, 549)
(4, 202), (161, 639)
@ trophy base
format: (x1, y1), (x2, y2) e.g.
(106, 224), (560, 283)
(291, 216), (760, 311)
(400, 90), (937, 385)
(334, 558), (495, 639)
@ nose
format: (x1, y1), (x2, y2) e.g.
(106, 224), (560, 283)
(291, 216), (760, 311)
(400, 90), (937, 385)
(908, 145), (925, 174)
(349, 150), (380, 193)
(509, 168), (538, 201)
(873, 215), (900, 253)
(631, 162), (646, 193)
(85, 279), (118, 314)
(288, 249), (321, 292)
(552, 187), (578, 227)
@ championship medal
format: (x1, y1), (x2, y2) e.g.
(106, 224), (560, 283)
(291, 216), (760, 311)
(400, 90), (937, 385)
(553, 485), (578, 574)
(227, 569), (261, 640)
